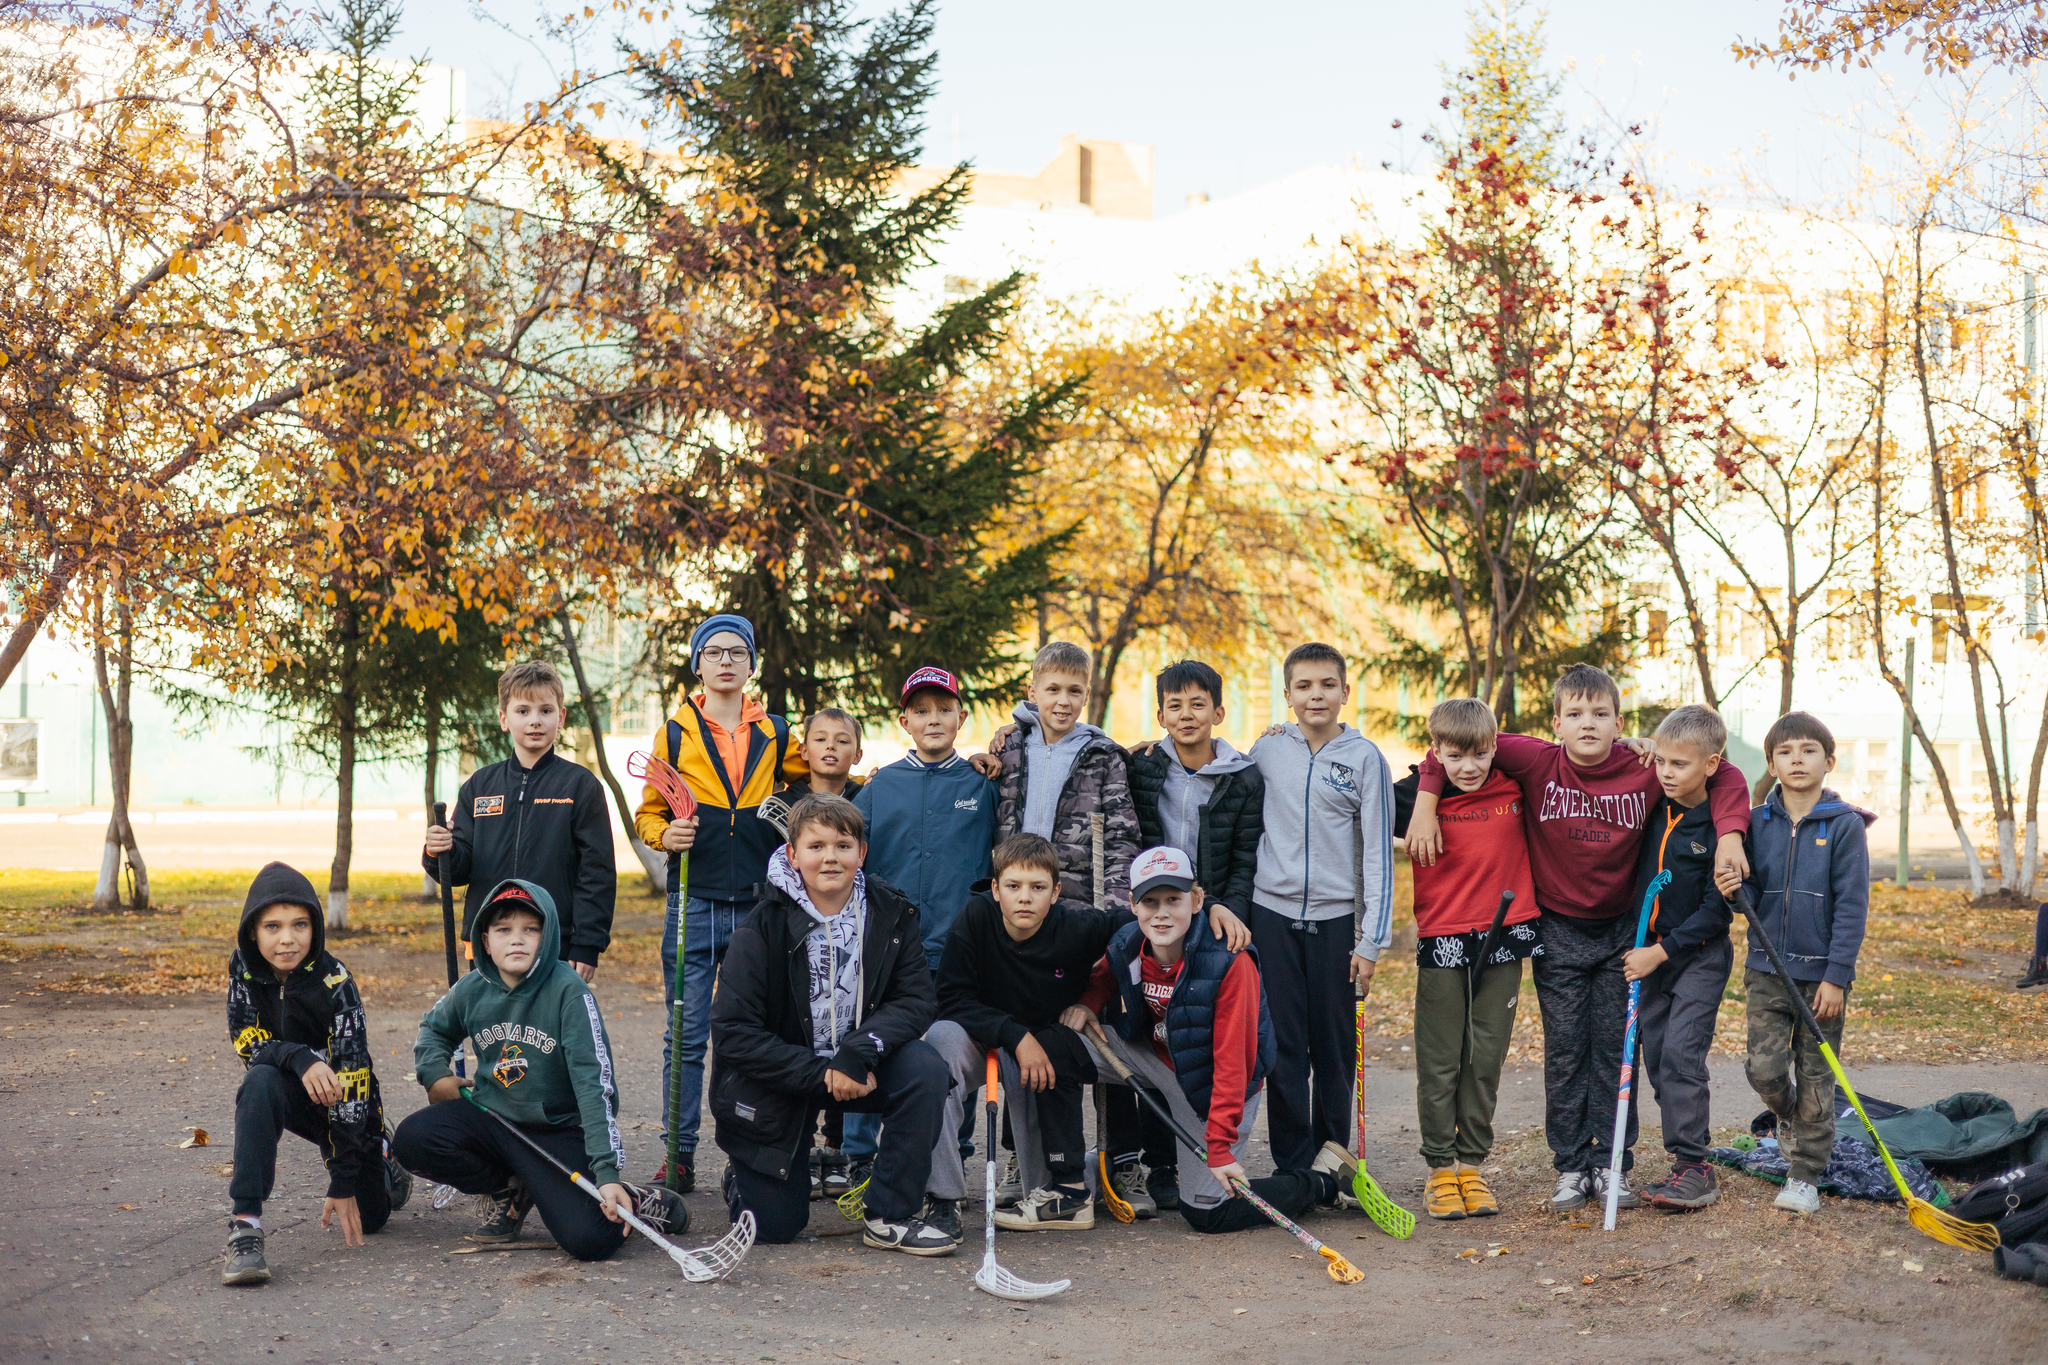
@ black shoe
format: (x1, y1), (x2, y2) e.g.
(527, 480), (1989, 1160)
(652, 1152), (697, 1193)
(819, 1147), (852, 1199)
(628, 1182), (690, 1237)
(384, 1144), (413, 1212)
(810, 1147), (825, 1200)
(862, 1214), (959, 1256)
(2019, 956), (2048, 992)
(472, 1177), (534, 1243)
(1643, 1161), (1720, 1211)
(1146, 1164), (1181, 1211)
(220, 1218), (269, 1286)
(920, 1195), (962, 1241)
(993, 1185), (1096, 1230)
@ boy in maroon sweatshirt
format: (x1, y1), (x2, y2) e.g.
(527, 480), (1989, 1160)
(1407, 665), (1750, 1213)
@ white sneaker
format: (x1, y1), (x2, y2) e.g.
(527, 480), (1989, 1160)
(1774, 1179), (1821, 1214)
(1591, 1167), (1640, 1210)
(1549, 1170), (1589, 1212)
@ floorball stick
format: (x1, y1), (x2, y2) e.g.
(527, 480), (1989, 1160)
(1604, 870), (1667, 1230)
(974, 1051), (1070, 1300)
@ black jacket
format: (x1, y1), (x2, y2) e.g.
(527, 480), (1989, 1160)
(935, 884), (1124, 1053)
(1127, 743), (1264, 917)
(225, 863), (386, 1199)
(708, 877), (936, 1180)
(425, 750), (616, 966)
(1634, 794), (1734, 969)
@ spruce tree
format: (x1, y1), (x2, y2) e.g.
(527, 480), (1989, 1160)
(632, 0), (1073, 715)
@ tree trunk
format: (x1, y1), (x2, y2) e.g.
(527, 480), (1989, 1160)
(90, 588), (148, 912)
(421, 701), (440, 899)
(328, 624), (357, 930)
(559, 610), (666, 891)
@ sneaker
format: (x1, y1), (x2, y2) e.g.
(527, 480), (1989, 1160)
(862, 1214), (960, 1256)
(384, 1146), (413, 1212)
(818, 1146), (850, 1200)
(993, 1154), (1022, 1209)
(1426, 1168), (1467, 1220)
(1774, 1178), (1821, 1214)
(1644, 1161), (1719, 1211)
(810, 1148), (824, 1200)
(1549, 1170), (1590, 1212)
(1099, 1159), (1157, 1219)
(651, 1151), (696, 1194)
(471, 1176), (534, 1242)
(1146, 1163), (1181, 1211)
(1456, 1168), (1499, 1217)
(920, 1195), (963, 1241)
(2019, 956), (2048, 992)
(627, 1182), (690, 1237)
(994, 1185), (1096, 1230)
(1313, 1141), (1360, 1209)
(1591, 1167), (1641, 1210)
(220, 1218), (269, 1286)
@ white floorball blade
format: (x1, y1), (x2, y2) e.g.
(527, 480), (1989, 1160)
(973, 1252), (1069, 1301)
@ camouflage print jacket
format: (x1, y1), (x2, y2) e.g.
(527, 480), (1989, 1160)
(993, 706), (1141, 909)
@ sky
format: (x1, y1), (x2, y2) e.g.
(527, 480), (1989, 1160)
(392, 0), (1946, 216)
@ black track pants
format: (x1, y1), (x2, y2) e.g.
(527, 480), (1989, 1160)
(1531, 910), (1639, 1174)
(1251, 904), (1357, 1170)
(229, 1064), (391, 1232)
(392, 1099), (626, 1261)
(1178, 1169), (1324, 1234)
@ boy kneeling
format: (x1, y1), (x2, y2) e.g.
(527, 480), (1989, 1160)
(1067, 847), (1354, 1233)
(222, 863), (409, 1285)
(394, 881), (683, 1261)
(709, 794), (956, 1254)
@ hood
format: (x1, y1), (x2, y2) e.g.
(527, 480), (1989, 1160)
(1274, 721), (1367, 753)
(470, 878), (564, 990)
(1172, 735), (1254, 777)
(238, 862), (326, 981)
(1762, 787), (1879, 829)
(1012, 701), (1109, 751)
(766, 845), (870, 929)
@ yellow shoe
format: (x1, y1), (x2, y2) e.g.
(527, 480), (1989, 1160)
(1426, 1168), (1467, 1220)
(1458, 1168), (1499, 1217)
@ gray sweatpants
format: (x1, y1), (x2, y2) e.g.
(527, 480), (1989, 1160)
(1638, 933), (1734, 1165)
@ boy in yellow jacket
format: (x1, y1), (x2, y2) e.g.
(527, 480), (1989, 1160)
(634, 612), (806, 1191)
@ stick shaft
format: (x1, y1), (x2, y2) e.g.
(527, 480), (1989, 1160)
(469, 1096), (680, 1254)
(667, 853), (690, 1192)
(1604, 872), (1666, 1229)
(434, 801), (458, 988)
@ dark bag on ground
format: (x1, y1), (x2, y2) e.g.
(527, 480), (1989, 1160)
(1955, 1161), (2048, 1247)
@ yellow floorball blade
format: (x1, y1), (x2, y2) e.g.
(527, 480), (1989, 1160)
(1319, 1246), (1365, 1284)
(1907, 1196), (2002, 1251)
(1099, 1151), (1135, 1224)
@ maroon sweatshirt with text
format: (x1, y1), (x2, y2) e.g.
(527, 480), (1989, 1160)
(1417, 734), (1749, 921)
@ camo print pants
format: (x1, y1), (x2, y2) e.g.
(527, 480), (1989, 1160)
(1743, 968), (1846, 1185)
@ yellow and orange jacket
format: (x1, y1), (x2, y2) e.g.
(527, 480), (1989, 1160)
(633, 695), (807, 902)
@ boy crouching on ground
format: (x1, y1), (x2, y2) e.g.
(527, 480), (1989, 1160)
(708, 794), (957, 1254)
(1066, 847), (1354, 1233)
(222, 863), (409, 1285)
(394, 881), (683, 1261)
(1622, 705), (1740, 1212)
(1404, 700), (1538, 1221)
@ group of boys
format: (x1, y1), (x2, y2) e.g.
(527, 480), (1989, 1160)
(216, 614), (1876, 1285)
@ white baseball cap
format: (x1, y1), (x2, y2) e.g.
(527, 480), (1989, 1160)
(1129, 846), (1195, 900)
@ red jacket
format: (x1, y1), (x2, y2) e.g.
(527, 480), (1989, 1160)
(1418, 734), (1748, 921)
(1082, 949), (1261, 1165)
(1410, 767), (1539, 938)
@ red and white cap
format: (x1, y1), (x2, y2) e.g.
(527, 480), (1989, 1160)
(900, 665), (962, 703)
(1129, 846), (1195, 900)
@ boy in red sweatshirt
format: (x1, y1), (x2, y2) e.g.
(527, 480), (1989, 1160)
(1407, 666), (1750, 1213)
(1064, 847), (1354, 1233)
(1405, 699), (1539, 1221)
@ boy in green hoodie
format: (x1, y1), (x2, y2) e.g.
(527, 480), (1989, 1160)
(393, 880), (685, 1260)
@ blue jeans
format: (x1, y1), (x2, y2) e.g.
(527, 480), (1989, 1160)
(661, 892), (750, 1153)
(842, 928), (975, 1162)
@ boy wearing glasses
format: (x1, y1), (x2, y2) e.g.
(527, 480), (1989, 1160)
(633, 612), (808, 1192)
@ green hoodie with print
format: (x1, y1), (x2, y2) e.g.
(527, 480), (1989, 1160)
(413, 878), (624, 1185)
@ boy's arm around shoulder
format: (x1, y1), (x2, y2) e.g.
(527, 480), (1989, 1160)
(1705, 757), (1754, 839)
(1824, 811), (1872, 987)
(567, 765), (616, 966)
(551, 974), (625, 1186)
(829, 915), (937, 1084)
(1417, 732), (1551, 797)
(707, 918), (830, 1095)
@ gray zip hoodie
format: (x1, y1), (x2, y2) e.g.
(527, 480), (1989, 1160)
(1248, 723), (1395, 960)
(1156, 736), (1257, 855)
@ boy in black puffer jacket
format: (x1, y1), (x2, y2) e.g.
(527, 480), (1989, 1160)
(221, 863), (406, 1286)
(708, 794), (954, 1254)
(1123, 658), (1264, 1208)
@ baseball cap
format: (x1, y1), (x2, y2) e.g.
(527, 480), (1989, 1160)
(1129, 846), (1195, 900)
(900, 666), (962, 704)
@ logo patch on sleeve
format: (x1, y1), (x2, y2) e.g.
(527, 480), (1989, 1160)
(474, 795), (505, 818)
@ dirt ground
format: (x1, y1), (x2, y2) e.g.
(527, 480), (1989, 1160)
(3, 934), (2044, 1365)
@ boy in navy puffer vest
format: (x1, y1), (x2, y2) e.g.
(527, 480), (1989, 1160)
(1068, 847), (1354, 1233)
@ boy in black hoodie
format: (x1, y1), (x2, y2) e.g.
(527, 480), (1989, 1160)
(1621, 706), (1739, 1212)
(221, 863), (406, 1285)
(423, 661), (616, 980)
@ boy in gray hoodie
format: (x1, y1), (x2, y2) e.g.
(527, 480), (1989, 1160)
(1248, 643), (1395, 1171)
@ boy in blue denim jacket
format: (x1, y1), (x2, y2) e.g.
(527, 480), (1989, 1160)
(1715, 711), (1874, 1216)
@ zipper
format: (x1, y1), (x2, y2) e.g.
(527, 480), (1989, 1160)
(1299, 740), (1315, 919)
(1779, 809), (1803, 961)
(513, 765), (531, 877)
(1651, 805), (1684, 934)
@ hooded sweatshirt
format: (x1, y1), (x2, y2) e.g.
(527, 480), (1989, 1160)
(1738, 787), (1877, 987)
(1248, 723), (1396, 959)
(763, 847), (867, 1059)
(225, 862), (382, 1199)
(993, 702), (1141, 907)
(413, 879), (625, 1185)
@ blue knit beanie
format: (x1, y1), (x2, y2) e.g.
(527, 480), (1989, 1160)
(690, 613), (757, 671)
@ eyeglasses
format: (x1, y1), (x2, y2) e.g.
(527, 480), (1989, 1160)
(701, 647), (753, 666)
